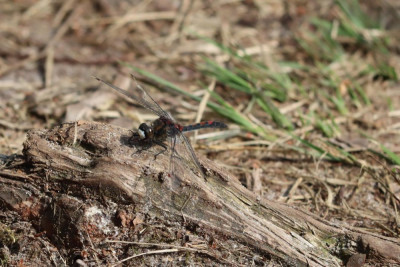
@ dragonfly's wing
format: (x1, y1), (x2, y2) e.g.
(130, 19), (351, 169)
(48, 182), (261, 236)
(128, 74), (175, 120)
(95, 76), (171, 119)
(169, 131), (206, 181)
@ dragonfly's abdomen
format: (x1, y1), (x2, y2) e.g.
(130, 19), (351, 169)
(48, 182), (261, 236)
(182, 121), (227, 132)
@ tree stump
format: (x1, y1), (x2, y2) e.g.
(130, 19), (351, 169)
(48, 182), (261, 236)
(0, 121), (399, 266)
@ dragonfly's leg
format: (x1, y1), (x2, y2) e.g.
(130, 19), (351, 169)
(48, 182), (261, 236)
(153, 140), (168, 160)
(131, 144), (151, 157)
(132, 145), (148, 153)
(128, 131), (150, 156)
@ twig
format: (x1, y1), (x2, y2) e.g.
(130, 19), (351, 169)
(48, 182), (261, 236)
(111, 248), (179, 266)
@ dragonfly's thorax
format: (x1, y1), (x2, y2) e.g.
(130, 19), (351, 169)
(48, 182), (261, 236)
(158, 116), (183, 134)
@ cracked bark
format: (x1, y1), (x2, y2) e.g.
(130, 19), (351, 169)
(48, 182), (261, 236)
(0, 120), (399, 266)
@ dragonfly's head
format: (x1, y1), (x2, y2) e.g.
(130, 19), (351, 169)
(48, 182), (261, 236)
(138, 123), (152, 140)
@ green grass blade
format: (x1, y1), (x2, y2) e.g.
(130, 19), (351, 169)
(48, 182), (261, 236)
(290, 134), (341, 161)
(380, 145), (400, 165)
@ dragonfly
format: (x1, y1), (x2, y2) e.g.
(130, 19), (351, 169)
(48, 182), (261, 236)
(95, 75), (227, 180)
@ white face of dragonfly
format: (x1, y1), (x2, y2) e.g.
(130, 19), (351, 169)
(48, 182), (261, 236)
(138, 128), (146, 139)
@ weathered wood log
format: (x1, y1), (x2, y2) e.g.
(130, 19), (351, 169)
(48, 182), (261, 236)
(0, 121), (399, 266)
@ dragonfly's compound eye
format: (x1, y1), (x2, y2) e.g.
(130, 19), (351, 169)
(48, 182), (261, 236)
(138, 123), (152, 140)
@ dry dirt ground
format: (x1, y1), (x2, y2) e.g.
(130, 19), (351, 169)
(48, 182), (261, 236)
(0, 0), (399, 266)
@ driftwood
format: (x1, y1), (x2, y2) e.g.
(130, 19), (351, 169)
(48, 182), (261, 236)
(0, 121), (399, 266)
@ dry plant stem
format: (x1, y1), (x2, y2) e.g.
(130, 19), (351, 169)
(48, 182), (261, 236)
(112, 248), (180, 266)
(166, 0), (193, 44)
(3, 121), (399, 266)
(0, 0), (78, 77)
